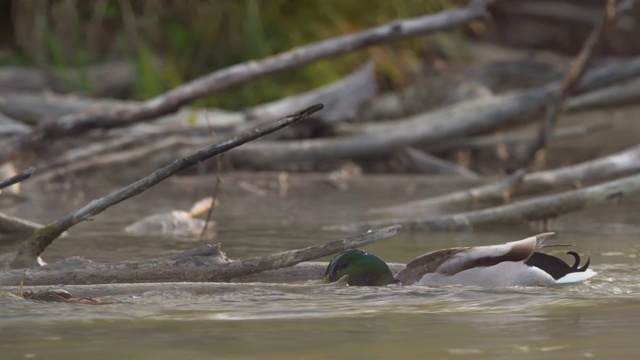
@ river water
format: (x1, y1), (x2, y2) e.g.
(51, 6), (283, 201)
(1, 173), (640, 359)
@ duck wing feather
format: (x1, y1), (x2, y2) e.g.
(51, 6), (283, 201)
(395, 233), (555, 285)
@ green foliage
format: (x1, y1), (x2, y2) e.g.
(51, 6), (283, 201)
(6, 0), (459, 109)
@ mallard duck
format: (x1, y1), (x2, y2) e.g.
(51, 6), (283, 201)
(324, 232), (596, 287)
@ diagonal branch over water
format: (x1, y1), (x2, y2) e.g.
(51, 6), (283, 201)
(9, 104), (323, 269)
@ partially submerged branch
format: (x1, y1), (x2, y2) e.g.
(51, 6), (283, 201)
(0, 262), (408, 298)
(332, 173), (640, 232)
(374, 144), (640, 215)
(9, 104), (323, 269)
(0, 225), (400, 286)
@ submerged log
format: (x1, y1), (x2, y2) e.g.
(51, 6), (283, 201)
(0, 262), (404, 298)
(0, 225), (400, 286)
(0, 262), (407, 298)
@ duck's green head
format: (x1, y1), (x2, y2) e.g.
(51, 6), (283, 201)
(324, 249), (395, 286)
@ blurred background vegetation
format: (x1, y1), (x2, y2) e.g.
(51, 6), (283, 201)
(0, 0), (469, 110)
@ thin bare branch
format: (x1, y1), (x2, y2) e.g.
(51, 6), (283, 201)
(0, 167), (34, 190)
(517, 0), (626, 170)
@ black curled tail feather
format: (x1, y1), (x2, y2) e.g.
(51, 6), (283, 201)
(566, 251), (580, 270)
(578, 256), (590, 272)
(525, 252), (590, 281)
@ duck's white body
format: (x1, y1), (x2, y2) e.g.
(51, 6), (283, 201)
(395, 233), (597, 287)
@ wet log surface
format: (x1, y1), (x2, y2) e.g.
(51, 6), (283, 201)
(0, 226), (400, 286)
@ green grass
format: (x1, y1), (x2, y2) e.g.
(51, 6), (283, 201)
(3, 0), (463, 109)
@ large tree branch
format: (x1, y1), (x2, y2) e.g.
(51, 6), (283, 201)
(0, 225), (400, 286)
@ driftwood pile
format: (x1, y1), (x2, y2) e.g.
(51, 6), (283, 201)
(1, 0), (640, 295)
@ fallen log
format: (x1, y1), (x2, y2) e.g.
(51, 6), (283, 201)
(374, 143), (640, 215)
(566, 76), (640, 111)
(0, 112), (31, 135)
(0, 262), (409, 297)
(0, 263), (406, 298)
(0, 60), (376, 128)
(0, 0), (490, 165)
(330, 172), (640, 232)
(15, 61), (378, 181)
(431, 120), (609, 152)
(245, 61), (376, 125)
(228, 56), (640, 167)
(395, 146), (482, 180)
(0, 92), (245, 129)
(31, 135), (207, 183)
(0, 212), (46, 243)
(0, 61), (137, 96)
(0, 225), (400, 286)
